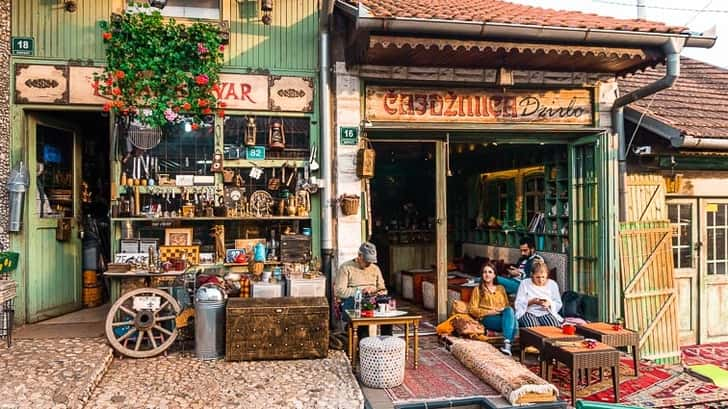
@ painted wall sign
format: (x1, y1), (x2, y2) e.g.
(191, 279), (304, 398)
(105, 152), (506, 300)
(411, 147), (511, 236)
(269, 76), (314, 112)
(365, 87), (593, 126)
(11, 37), (34, 56)
(213, 74), (269, 111)
(16, 65), (312, 113)
(14, 64), (68, 104)
(68, 66), (109, 105)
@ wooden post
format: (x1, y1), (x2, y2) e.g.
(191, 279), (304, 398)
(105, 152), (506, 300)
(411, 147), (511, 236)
(435, 140), (448, 323)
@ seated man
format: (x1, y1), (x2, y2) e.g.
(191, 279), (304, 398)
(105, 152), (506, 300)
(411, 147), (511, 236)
(499, 237), (543, 295)
(334, 242), (392, 337)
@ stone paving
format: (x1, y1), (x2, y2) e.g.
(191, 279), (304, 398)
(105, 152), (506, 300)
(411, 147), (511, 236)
(86, 350), (364, 409)
(0, 338), (113, 409)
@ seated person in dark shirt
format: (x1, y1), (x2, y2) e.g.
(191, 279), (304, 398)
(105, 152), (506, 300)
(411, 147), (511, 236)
(499, 237), (543, 295)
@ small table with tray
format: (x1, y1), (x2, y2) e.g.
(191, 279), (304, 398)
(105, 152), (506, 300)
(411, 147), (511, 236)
(541, 339), (620, 403)
(344, 309), (422, 371)
(519, 326), (584, 375)
(577, 322), (640, 376)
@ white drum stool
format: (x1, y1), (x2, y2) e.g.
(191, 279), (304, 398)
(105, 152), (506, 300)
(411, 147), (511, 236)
(359, 336), (406, 388)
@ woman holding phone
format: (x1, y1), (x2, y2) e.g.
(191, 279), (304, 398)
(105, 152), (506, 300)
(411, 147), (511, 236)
(514, 260), (563, 327)
(468, 262), (518, 355)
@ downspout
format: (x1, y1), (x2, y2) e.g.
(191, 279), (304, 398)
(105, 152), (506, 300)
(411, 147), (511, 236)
(613, 38), (684, 221)
(320, 0), (335, 311)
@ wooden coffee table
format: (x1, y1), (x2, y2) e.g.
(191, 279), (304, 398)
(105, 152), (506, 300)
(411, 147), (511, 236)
(519, 326), (583, 376)
(577, 322), (640, 376)
(542, 339), (620, 403)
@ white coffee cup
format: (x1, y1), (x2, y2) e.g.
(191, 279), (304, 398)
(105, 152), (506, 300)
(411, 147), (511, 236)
(262, 271), (272, 282)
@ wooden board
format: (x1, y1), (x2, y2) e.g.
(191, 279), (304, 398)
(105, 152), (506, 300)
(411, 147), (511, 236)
(626, 174), (666, 222)
(619, 221), (680, 364)
(365, 86), (593, 126)
(15, 64), (68, 104)
(159, 245), (200, 265)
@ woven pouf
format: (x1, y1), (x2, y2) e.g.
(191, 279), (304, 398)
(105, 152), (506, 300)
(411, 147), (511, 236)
(359, 336), (406, 388)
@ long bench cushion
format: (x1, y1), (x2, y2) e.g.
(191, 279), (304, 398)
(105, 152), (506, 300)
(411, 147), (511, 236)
(449, 337), (559, 405)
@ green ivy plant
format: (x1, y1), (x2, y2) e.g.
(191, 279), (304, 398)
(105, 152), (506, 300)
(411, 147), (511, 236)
(95, 4), (226, 129)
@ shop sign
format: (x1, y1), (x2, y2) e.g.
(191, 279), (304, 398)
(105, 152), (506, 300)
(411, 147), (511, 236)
(365, 87), (593, 126)
(11, 37), (34, 56)
(14, 64), (68, 104)
(269, 76), (314, 112)
(214, 74), (269, 111)
(339, 127), (359, 145)
(246, 146), (266, 160)
(69, 66), (109, 105)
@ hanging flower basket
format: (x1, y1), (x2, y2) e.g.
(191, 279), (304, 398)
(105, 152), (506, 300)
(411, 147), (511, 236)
(95, 4), (226, 130)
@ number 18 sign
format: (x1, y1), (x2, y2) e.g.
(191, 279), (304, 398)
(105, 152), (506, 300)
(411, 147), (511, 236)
(11, 37), (34, 56)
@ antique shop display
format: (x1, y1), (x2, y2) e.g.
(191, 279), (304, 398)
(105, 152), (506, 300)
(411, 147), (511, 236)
(225, 297), (329, 361)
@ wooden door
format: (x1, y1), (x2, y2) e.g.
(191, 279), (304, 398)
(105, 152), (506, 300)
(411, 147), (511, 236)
(667, 199), (699, 345)
(25, 114), (82, 322)
(699, 199), (728, 343)
(619, 221), (680, 364)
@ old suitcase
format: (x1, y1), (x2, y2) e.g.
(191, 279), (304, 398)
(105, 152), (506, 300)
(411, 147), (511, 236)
(280, 234), (311, 263)
(226, 296), (329, 361)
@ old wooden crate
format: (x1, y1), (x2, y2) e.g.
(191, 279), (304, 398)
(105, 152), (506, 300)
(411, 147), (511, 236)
(226, 296), (328, 361)
(280, 234), (311, 263)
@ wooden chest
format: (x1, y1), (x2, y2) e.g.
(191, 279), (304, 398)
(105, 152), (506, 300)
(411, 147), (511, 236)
(280, 234), (311, 263)
(226, 296), (329, 361)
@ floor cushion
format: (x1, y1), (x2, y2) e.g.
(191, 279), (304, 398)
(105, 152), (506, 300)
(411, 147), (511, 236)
(449, 337), (559, 405)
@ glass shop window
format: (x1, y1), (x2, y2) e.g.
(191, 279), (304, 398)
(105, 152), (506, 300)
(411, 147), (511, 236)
(130, 0), (221, 20)
(36, 125), (75, 218)
(524, 176), (544, 224)
(223, 116), (311, 160)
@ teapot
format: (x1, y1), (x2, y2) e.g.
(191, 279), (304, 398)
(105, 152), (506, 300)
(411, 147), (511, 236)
(253, 241), (267, 262)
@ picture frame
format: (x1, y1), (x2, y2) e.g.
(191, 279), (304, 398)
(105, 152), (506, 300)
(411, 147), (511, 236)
(165, 228), (193, 246)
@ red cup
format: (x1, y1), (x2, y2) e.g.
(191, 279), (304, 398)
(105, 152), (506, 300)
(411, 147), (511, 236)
(611, 324), (622, 331)
(562, 324), (576, 335)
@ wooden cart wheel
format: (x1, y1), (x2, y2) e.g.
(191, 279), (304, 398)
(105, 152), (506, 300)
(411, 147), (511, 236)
(105, 287), (181, 358)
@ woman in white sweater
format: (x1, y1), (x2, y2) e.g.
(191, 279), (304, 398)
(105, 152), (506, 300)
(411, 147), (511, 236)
(514, 260), (563, 327)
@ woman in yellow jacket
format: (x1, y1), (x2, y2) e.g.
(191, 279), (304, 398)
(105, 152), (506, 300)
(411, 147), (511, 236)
(468, 262), (518, 356)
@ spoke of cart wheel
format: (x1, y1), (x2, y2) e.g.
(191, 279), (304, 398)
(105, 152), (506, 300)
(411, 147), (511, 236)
(119, 305), (136, 317)
(157, 300), (170, 314)
(154, 325), (174, 337)
(147, 330), (157, 349)
(117, 327), (137, 343)
(112, 320), (133, 327)
(134, 330), (144, 351)
(156, 315), (176, 322)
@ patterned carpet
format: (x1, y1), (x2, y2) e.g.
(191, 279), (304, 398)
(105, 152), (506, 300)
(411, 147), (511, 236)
(384, 347), (500, 405)
(681, 342), (728, 369)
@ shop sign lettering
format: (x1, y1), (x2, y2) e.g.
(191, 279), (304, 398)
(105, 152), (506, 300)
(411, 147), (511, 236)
(214, 74), (269, 110)
(366, 87), (593, 126)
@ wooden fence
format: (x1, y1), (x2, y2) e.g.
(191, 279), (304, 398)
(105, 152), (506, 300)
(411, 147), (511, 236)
(625, 174), (666, 222)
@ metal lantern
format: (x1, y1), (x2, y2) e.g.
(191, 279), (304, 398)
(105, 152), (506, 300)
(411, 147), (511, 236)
(261, 0), (273, 25)
(268, 120), (285, 150)
(244, 117), (257, 146)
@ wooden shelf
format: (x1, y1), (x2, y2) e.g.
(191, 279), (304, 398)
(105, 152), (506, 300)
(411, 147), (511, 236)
(223, 159), (308, 168)
(223, 261), (282, 267)
(111, 216), (310, 222)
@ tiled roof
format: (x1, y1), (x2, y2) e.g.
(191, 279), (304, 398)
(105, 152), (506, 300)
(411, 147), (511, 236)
(620, 58), (728, 139)
(343, 0), (686, 34)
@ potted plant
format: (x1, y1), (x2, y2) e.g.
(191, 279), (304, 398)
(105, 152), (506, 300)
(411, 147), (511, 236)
(361, 297), (376, 317)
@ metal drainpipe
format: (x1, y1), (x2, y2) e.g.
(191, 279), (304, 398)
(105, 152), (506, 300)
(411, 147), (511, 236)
(319, 6), (334, 309)
(613, 39), (684, 221)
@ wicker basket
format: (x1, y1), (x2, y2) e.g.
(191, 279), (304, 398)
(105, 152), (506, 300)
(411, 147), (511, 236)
(339, 194), (360, 216)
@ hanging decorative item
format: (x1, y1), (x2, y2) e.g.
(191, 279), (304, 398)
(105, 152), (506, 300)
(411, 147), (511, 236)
(244, 117), (257, 146)
(339, 194), (360, 216)
(250, 190), (274, 217)
(261, 0), (273, 25)
(356, 137), (375, 178)
(268, 119), (286, 150)
(95, 9), (226, 129)
(211, 150), (223, 173)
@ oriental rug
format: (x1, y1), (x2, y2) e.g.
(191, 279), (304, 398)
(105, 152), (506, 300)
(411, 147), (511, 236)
(681, 342), (728, 370)
(384, 348), (500, 405)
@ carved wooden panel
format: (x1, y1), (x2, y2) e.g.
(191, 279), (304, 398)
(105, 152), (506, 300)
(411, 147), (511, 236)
(15, 64), (68, 104)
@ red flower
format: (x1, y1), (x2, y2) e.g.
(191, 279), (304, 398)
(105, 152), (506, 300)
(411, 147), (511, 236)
(111, 88), (121, 96)
(217, 109), (226, 118)
(114, 70), (125, 80)
(191, 123), (199, 130)
(218, 101), (226, 108)
(91, 80), (99, 90)
(102, 32), (112, 41)
(197, 98), (209, 108)
(182, 102), (192, 111)
(104, 77), (113, 86)
(202, 107), (212, 115)
(211, 84), (220, 92)
(219, 45), (225, 52)
(173, 106), (180, 113)
(195, 74), (209, 86)
(114, 100), (125, 108)
(102, 102), (113, 112)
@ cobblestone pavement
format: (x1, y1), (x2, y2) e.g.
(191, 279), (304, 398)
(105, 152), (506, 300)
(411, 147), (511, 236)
(86, 350), (364, 409)
(0, 338), (113, 409)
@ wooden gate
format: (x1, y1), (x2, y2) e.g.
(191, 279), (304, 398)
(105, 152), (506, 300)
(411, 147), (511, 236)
(620, 174), (679, 363)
